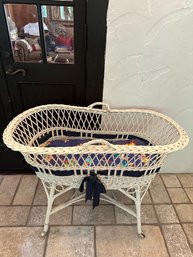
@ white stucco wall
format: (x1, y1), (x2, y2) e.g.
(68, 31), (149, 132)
(103, 0), (193, 173)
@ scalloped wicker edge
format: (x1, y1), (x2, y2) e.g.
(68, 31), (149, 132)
(3, 104), (189, 155)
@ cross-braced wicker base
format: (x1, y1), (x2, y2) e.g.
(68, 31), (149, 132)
(3, 103), (188, 239)
(40, 175), (154, 238)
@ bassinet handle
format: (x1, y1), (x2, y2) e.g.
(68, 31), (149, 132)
(88, 102), (110, 111)
(82, 139), (116, 150)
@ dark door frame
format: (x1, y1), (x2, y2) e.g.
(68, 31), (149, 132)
(0, 58), (13, 121)
(0, 0), (109, 108)
(0, 0), (87, 114)
(0, 0), (109, 172)
(0, 58), (26, 171)
(86, 0), (109, 106)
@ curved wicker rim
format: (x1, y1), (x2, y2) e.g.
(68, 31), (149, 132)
(3, 104), (189, 155)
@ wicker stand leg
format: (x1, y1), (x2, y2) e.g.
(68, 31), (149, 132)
(41, 183), (55, 237)
(100, 189), (145, 238)
(135, 186), (145, 238)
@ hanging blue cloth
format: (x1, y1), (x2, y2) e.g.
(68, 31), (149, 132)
(79, 173), (106, 209)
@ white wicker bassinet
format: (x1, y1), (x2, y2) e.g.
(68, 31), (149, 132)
(3, 102), (188, 237)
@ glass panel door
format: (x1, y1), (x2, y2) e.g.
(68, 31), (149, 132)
(0, 0), (86, 114)
(41, 5), (74, 64)
(4, 3), (43, 63)
(4, 3), (75, 64)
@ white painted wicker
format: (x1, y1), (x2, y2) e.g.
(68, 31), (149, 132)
(3, 102), (189, 237)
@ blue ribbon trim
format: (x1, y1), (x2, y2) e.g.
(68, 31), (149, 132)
(79, 173), (106, 209)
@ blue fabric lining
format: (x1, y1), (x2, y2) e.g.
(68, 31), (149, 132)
(34, 132), (160, 177)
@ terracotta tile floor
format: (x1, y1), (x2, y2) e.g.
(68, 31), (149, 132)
(0, 173), (193, 257)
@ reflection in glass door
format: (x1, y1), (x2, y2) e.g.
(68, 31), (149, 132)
(4, 3), (42, 63)
(41, 5), (74, 64)
(4, 3), (75, 64)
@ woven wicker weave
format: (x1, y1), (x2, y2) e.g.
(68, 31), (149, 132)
(3, 102), (189, 237)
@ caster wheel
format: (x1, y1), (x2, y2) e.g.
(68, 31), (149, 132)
(139, 233), (145, 238)
(41, 231), (47, 237)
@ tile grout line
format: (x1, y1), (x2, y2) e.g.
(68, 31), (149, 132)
(25, 176), (39, 226)
(160, 174), (193, 255)
(170, 187), (192, 203)
(174, 174), (183, 187)
(2, 202), (191, 208)
(161, 174), (183, 188)
(148, 176), (171, 257)
(71, 204), (74, 225)
(176, 174), (191, 188)
(10, 175), (23, 205)
(176, 174), (193, 191)
(160, 174), (193, 204)
(2, 174), (193, 256)
(0, 222), (184, 229)
(32, 180), (41, 206)
(183, 188), (193, 203)
(94, 225), (97, 257)
(0, 175), (4, 187)
(113, 204), (116, 224)
(166, 187), (191, 204)
(174, 174), (193, 203)
(161, 173), (193, 203)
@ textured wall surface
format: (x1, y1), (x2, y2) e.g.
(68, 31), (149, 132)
(103, 0), (193, 172)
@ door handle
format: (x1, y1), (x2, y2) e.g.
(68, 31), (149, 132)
(6, 68), (26, 76)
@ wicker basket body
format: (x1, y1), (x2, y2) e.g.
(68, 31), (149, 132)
(3, 102), (188, 237)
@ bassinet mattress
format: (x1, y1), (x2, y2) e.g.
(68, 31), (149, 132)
(35, 133), (160, 177)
